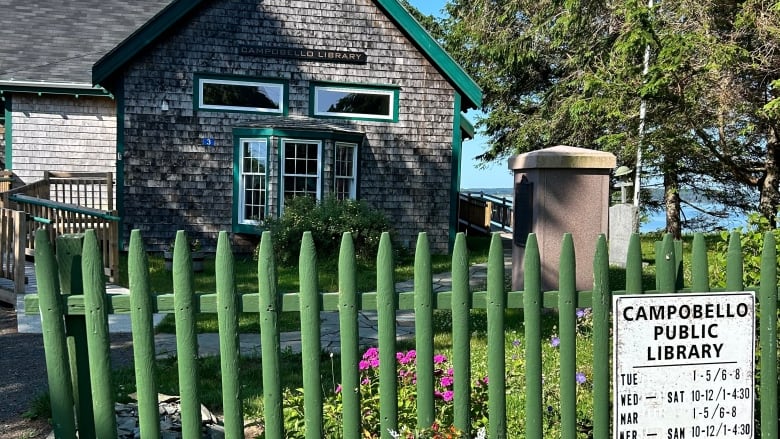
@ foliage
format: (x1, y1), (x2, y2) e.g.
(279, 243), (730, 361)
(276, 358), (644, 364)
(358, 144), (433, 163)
(270, 309), (595, 438)
(710, 213), (780, 287)
(440, 0), (780, 233)
(261, 196), (391, 265)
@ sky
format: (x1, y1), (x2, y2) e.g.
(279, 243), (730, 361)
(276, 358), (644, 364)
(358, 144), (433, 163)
(406, 0), (514, 190)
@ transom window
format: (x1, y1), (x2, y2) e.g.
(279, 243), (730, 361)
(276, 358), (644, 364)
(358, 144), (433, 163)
(197, 75), (286, 114)
(238, 138), (268, 225)
(334, 142), (357, 200)
(281, 140), (322, 208)
(312, 84), (398, 121)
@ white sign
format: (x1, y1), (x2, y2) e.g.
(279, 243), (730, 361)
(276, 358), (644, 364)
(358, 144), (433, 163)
(613, 292), (755, 439)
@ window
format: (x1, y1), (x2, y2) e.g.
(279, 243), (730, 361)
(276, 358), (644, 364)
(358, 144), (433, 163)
(196, 75), (286, 114)
(237, 138), (268, 225)
(312, 84), (398, 121)
(281, 140), (322, 208)
(334, 142), (357, 200)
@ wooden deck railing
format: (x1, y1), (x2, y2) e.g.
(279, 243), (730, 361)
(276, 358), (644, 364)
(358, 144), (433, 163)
(458, 191), (513, 234)
(0, 172), (118, 282)
(0, 207), (27, 299)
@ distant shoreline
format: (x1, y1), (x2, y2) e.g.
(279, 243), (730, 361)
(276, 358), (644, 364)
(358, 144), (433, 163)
(461, 187), (748, 232)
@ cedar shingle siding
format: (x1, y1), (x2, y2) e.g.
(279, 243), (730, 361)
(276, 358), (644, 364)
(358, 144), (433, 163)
(10, 95), (116, 183)
(121, 0), (456, 252)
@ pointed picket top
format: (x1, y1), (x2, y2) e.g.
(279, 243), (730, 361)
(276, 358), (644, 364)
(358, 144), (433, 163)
(726, 231), (744, 291)
(625, 233), (643, 294)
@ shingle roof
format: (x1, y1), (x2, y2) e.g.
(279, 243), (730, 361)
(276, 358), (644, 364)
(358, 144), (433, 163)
(0, 0), (171, 85)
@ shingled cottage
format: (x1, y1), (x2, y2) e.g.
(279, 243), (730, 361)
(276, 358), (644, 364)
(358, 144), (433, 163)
(0, 0), (482, 253)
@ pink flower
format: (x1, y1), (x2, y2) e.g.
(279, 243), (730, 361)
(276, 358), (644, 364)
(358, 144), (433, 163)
(441, 391), (454, 402)
(440, 376), (453, 388)
(359, 360), (370, 370)
(335, 384), (342, 393)
(363, 347), (379, 359)
(433, 354), (447, 364)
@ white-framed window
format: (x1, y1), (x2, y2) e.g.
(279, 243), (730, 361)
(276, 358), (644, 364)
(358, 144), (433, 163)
(197, 76), (285, 114)
(281, 139), (322, 209)
(334, 142), (357, 200)
(238, 138), (268, 225)
(312, 84), (398, 121)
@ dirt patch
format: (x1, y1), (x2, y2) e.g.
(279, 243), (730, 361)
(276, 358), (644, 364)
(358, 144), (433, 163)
(0, 302), (136, 438)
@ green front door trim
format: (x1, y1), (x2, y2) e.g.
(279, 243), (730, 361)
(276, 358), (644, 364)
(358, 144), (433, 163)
(3, 96), (11, 170)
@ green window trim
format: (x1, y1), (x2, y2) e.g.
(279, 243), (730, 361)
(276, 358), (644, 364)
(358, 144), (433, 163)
(2, 96), (11, 170)
(310, 82), (400, 122)
(232, 133), (271, 234)
(195, 74), (289, 116)
(232, 127), (365, 234)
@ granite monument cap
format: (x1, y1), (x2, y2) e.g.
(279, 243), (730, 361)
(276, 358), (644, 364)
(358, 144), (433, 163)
(508, 145), (617, 170)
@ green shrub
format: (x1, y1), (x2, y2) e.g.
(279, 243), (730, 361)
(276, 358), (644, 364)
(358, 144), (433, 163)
(710, 213), (780, 287)
(261, 196), (391, 264)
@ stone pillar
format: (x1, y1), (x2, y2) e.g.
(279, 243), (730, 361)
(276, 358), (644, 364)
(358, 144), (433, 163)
(609, 204), (639, 267)
(509, 146), (616, 291)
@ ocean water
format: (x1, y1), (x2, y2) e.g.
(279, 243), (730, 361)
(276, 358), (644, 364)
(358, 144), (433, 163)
(463, 187), (748, 233)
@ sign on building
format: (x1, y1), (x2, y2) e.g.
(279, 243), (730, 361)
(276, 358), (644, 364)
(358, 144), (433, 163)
(613, 292), (755, 439)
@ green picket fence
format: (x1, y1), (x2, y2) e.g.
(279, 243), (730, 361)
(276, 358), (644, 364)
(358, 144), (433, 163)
(25, 228), (779, 439)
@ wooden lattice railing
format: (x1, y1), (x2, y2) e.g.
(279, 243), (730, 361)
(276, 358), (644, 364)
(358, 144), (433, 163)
(0, 172), (118, 281)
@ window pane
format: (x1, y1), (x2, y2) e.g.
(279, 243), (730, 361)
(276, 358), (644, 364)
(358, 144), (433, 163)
(239, 139), (267, 224)
(282, 141), (320, 204)
(315, 87), (393, 118)
(201, 80), (283, 111)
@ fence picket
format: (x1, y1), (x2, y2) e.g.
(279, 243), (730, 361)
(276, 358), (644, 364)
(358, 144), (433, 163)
(759, 232), (778, 439)
(726, 232), (744, 291)
(376, 232), (398, 438)
(487, 233), (506, 438)
(128, 230), (161, 439)
(215, 231), (243, 439)
(592, 235), (611, 439)
(691, 233), (710, 292)
(414, 232), (435, 429)
(523, 234), (543, 439)
(82, 230), (117, 438)
(337, 232), (361, 437)
(258, 231), (284, 437)
(34, 229), (77, 438)
(657, 234), (677, 293)
(625, 233), (643, 294)
(300, 232), (323, 438)
(451, 233), (471, 434)
(172, 231), (201, 438)
(558, 234), (577, 439)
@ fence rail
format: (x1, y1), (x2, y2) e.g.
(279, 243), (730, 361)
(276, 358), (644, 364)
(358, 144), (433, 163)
(26, 229), (779, 439)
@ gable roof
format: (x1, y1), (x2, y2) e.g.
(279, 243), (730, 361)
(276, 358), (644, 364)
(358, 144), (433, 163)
(92, 0), (482, 109)
(0, 0), (171, 94)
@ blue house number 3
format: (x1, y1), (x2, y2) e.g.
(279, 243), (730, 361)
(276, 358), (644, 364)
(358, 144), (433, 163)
(202, 138), (216, 147)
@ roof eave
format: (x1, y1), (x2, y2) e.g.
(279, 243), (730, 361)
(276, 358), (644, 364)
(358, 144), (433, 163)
(0, 80), (111, 97)
(373, 0), (482, 110)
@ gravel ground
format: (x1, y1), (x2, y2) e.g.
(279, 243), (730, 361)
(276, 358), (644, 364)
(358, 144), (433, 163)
(0, 302), (136, 439)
